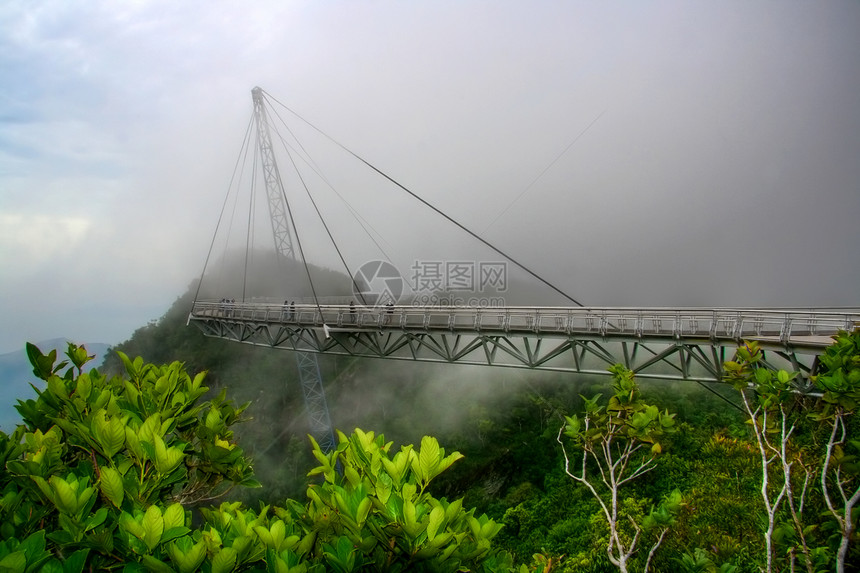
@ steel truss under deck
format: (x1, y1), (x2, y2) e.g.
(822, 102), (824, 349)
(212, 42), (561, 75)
(189, 302), (860, 392)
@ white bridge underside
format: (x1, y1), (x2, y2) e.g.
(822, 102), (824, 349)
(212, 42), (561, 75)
(189, 302), (860, 391)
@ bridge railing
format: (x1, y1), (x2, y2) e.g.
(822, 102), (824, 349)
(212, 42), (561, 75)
(190, 301), (860, 347)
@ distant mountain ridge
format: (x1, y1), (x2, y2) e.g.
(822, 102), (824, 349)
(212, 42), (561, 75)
(0, 339), (111, 432)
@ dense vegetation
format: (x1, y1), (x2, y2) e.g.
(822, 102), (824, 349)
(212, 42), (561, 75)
(0, 343), (511, 571)
(2, 285), (858, 571)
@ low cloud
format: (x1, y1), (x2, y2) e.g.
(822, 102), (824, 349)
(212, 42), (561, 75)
(0, 213), (92, 272)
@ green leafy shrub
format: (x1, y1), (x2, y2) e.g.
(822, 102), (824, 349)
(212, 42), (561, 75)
(0, 342), (517, 572)
(559, 365), (679, 573)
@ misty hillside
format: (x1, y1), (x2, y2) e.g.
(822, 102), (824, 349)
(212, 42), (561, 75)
(194, 249), (357, 304)
(85, 276), (831, 571)
(99, 277), (584, 502)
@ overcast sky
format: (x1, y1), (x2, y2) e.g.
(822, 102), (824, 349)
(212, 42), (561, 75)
(1, 1), (859, 354)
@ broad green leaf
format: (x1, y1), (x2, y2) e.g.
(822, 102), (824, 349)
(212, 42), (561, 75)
(38, 559), (64, 573)
(443, 498), (463, 523)
(190, 371), (207, 393)
(93, 388), (111, 411)
(47, 375), (68, 401)
(163, 503), (185, 531)
(205, 408), (222, 431)
(155, 374), (170, 395)
(153, 434), (185, 474)
(254, 524), (275, 548)
(211, 547), (237, 573)
(438, 450), (464, 474)
(119, 511), (145, 540)
(61, 548), (90, 573)
(161, 527), (191, 545)
(49, 475), (78, 514)
(138, 414), (162, 445)
(240, 476), (262, 488)
(93, 410), (126, 458)
(417, 436), (441, 478)
(167, 537), (206, 573)
(18, 530), (47, 564)
(270, 519), (286, 548)
(76, 374), (92, 402)
(125, 427), (146, 460)
(141, 555), (175, 573)
(355, 498), (371, 528)
(343, 465), (361, 487)
(123, 381), (140, 405)
(86, 507), (109, 531)
(67, 343), (92, 370)
(31, 475), (55, 503)
(426, 505), (445, 541)
(0, 550), (27, 571)
(297, 531), (317, 557)
(231, 534), (253, 561)
(381, 449), (412, 485)
(142, 504), (164, 550)
(100, 466), (124, 507)
(402, 498), (423, 538)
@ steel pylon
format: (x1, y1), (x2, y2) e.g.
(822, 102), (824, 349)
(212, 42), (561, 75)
(251, 86), (336, 452)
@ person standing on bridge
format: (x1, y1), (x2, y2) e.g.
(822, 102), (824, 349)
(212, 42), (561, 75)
(349, 300), (356, 323)
(384, 299), (394, 325)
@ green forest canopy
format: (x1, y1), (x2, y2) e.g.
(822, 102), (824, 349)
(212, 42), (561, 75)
(3, 283), (857, 572)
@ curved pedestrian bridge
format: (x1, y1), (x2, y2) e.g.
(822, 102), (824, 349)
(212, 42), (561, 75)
(189, 302), (859, 388)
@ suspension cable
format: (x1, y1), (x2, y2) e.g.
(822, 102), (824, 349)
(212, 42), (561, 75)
(193, 112), (255, 305)
(263, 90), (584, 308)
(242, 139), (258, 303)
(266, 102), (394, 263)
(282, 144), (370, 305)
(482, 109), (606, 233)
(260, 115), (326, 316)
(267, 113), (370, 305)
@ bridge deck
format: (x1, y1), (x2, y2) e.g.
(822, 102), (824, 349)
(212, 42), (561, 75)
(188, 302), (858, 388)
(190, 302), (857, 349)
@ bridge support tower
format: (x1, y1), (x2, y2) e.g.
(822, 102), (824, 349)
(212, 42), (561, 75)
(251, 86), (336, 452)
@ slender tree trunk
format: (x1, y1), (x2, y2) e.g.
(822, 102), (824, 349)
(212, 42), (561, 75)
(836, 536), (849, 573)
(643, 528), (667, 573)
(780, 408), (813, 573)
(740, 391), (786, 573)
(819, 410), (860, 573)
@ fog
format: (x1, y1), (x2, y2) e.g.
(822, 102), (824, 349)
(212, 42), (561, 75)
(2, 1), (859, 353)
